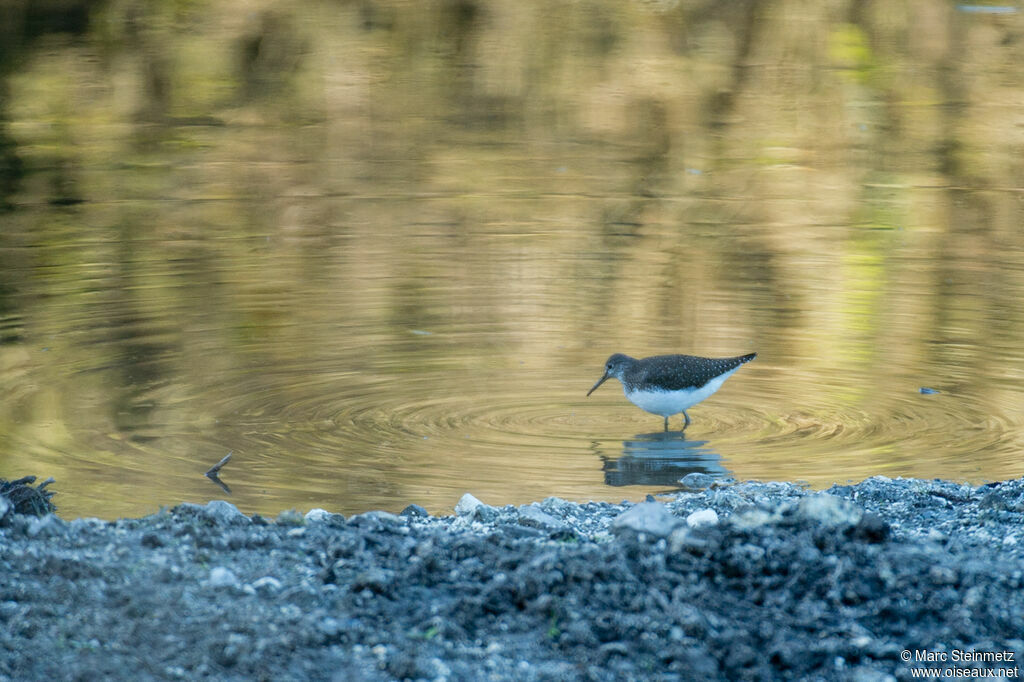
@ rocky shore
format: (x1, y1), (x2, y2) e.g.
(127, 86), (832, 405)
(2, 476), (1023, 681)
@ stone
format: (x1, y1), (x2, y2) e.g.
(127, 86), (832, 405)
(203, 500), (249, 525)
(249, 576), (283, 594)
(401, 504), (429, 518)
(611, 502), (679, 537)
(517, 504), (567, 531)
(455, 493), (486, 516)
(304, 508), (333, 523)
(207, 567), (240, 589)
(455, 493), (498, 522)
(686, 508), (719, 528)
(679, 472), (716, 489)
(796, 494), (863, 527)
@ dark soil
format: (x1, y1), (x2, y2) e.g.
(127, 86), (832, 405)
(2, 476), (1023, 681)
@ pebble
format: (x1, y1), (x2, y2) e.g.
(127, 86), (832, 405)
(248, 576), (283, 595)
(611, 501), (679, 537)
(455, 493), (486, 516)
(207, 567), (240, 589)
(517, 504), (567, 532)
(304, 508), (333, 523)
(4, 476), (1024, 681)
(680, 472), (717, 489)
(455, 493), (498, 522)
(203, 500), (249, 525)
(401, 504), (429, 518)
(686, 508), (719, 528)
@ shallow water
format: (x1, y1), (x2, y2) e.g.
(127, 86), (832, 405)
(2, 1), (1023, 518)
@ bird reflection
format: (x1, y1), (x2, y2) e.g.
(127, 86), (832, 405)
(599, 431), (730, 488)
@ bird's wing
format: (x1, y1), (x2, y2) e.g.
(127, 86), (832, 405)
(636, 355), (750, 391)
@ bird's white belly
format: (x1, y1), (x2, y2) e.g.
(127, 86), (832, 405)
(623, 370), (737, 416)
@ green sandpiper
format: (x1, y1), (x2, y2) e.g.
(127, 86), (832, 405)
(587, 352), (756, 431)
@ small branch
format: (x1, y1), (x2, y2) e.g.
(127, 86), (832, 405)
(205, 452), (232, 477)
(204, 452), (233, 495)
(206, 474), (231, 495)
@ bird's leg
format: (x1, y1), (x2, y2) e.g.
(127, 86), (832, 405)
(663, 415), (669, 431)
(681, 410), (691, 431)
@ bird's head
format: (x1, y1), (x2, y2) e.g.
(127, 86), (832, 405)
(586, 353), (632, 396)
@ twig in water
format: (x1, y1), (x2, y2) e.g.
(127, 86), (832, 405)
(207, 474), (231, 495)
(205, 452), (232, 477)
(205, 452), (233, 495)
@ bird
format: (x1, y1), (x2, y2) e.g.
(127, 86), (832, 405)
(587, 352), (756, 431)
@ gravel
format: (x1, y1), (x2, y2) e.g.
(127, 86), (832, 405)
(2, 475), (1024, 680)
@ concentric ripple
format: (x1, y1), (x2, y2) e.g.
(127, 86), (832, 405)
(203, 365), (1024, 516)
(28, 349), (1022, 520)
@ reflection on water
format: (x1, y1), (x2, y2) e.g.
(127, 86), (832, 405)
(600, 432), (729, 488)
(2, 2), (1024, 519)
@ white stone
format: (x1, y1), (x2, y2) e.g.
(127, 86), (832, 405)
(686, 508), (719, 528)
(207, 567), (239, 589)
(304, 508), (332, 522)
(611, 502), (678, 537)
(455, 493), (486, 516)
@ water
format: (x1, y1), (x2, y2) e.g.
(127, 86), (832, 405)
(2, 2), (1023, 519)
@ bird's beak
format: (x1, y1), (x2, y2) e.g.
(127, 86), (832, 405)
(587, 372), (609, 396)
